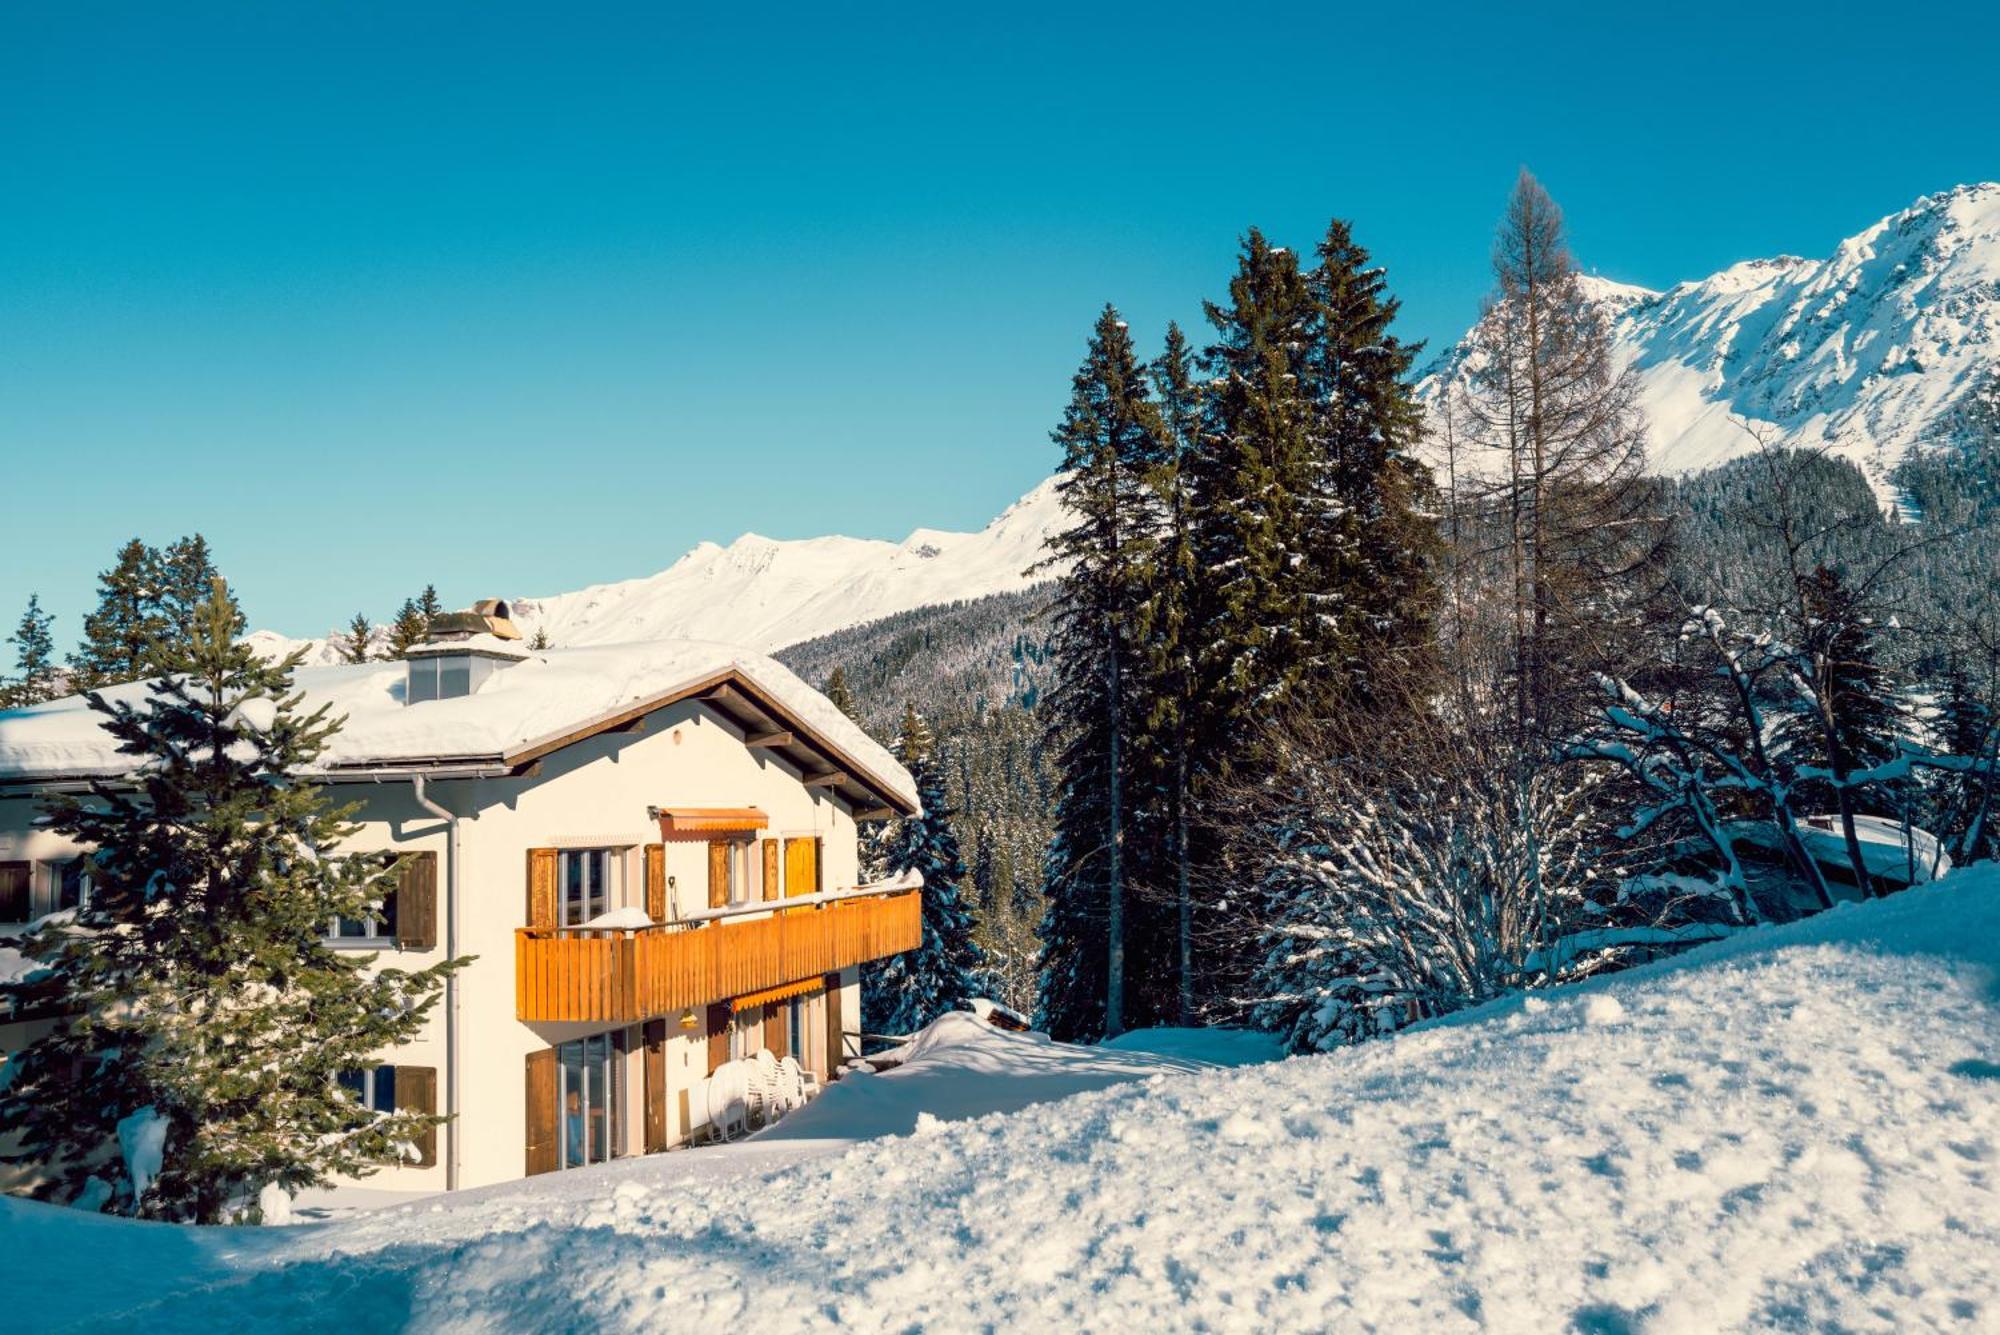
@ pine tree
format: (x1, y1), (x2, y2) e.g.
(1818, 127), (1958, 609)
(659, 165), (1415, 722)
(3, 593), (59, 708)
(341, 612), (375, 664)
(1036, 306), (1167, 1040)
(386, 599), (430, 660)
(0, 579), (461, 1222)
(863, 705), (988, 1035)
(528, 626), (551, 651)
(70, 539), (171, 690)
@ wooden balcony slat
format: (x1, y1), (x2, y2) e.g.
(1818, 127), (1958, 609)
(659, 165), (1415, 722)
(515, 890), (921, 1023)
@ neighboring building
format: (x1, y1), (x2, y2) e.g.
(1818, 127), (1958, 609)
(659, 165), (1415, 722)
(0, 616), (920, 1193)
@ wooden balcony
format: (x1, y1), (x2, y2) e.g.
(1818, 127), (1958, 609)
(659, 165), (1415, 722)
(515, 887), (921, 1024)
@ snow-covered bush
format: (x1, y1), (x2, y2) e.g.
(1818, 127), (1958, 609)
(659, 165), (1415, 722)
(1236, 713), (1603, 1053)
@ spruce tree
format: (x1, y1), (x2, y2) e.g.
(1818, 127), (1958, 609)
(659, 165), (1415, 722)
(386, 599), (430, 660)
(1304, 219), (1441, 703)
(154, 534), (232, 671)
(0, 579), (460, 1222)
(3, 593), (59, 708)
(528, 626), (552, 651)
(416, 585), (444, 628)
(70, 539), (171, 690)
(863, 704), (988, 1035)
(825, 665), (860, 721)
(1036, 305), (1166, 1040)
(341, 613), (376, 664)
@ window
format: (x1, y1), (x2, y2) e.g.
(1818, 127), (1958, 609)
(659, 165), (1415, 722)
(55, 858), (92, 914)
(408, 653), (477, 704)
(339, 1065), (398, 1114)
(561, 849), (616, 927)
(788, 995), (808, 1063)
(328, 881), (398, 942)
(557, 1033), (621, 1169)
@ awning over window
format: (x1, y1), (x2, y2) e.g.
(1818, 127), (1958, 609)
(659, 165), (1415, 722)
(653, 807), (768, 840)
(729, 977), (821, 1012)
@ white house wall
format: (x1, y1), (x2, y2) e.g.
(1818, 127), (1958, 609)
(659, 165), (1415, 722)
(0, 694), (869, 1198)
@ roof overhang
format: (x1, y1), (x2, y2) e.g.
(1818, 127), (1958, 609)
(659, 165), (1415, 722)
(0, 667), (916, 816)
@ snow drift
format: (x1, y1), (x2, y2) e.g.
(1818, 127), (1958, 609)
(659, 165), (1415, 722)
(9, 862), (1998, 1330)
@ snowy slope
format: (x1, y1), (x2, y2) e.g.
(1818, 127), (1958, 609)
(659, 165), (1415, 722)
(1420, 182), (2000, 499)
(14, 865), (1998, 1331)
(249, 476), (1067, 665)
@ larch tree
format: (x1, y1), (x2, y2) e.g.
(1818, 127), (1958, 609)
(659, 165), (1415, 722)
(1453, 171), (1664, 742)
(0, 579), (461, 1223)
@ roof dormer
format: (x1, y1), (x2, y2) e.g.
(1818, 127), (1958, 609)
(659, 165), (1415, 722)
(406, 599), (530, 704)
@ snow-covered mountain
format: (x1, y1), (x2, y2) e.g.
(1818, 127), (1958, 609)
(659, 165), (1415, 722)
(1419, 182), (2000, 499)
(247, 475), (1068, 665)
(249, 184), (2000, 663)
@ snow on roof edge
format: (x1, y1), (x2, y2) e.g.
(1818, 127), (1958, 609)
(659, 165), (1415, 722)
(0, 639), (917, 813)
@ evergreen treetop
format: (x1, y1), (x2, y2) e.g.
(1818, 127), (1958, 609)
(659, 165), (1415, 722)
(3, 593), (59, 708)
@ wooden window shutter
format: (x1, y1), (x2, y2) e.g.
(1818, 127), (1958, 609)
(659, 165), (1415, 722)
(395, 1065), (438, 1168)
(783, 837), (819, 899)
(763, 1002), (785, 1057)
(707, 841), (730, 909)
(524, 1048), (557, 1176)
(644, 843), (666, 923)
(395, 851), (438, 950)
(642, 1019), (668, 1154)
(705, 1002), (731, 1074)
(525, 848), (558, 929)
(823, 973), (845, 1080)
(761, 838), (780, 902)
(0, 862), (28, 922)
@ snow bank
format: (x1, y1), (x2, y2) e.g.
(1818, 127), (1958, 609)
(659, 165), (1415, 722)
(0, 639), (915, 810)
(11, 868), (1999, 1330)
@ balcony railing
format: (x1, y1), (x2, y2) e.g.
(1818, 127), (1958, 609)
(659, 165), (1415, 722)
(514, 884), (922, 1024)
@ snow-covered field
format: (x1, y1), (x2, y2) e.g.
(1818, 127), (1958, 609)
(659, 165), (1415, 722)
(8, 868), (1998, 1332)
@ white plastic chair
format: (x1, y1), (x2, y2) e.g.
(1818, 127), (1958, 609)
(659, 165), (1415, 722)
(777, 1055), (807, 1111)
(752, 1050), (782, 1125)
(705, 1061), (750, 1143)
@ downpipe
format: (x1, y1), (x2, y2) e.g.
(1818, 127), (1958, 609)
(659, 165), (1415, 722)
(410, 774), (461, 1192)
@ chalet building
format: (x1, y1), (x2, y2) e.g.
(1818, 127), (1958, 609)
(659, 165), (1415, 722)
(0, 608), (920, 1193)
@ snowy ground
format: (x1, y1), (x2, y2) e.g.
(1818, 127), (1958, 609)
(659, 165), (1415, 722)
(7, 870), (1998, 1332)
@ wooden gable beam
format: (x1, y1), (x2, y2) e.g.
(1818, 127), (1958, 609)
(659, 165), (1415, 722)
(746, 730), (793, 749)
(803, 771), (847, 789)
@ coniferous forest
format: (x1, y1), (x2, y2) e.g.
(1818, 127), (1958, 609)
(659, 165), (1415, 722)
(792, 172), (2000, 1045)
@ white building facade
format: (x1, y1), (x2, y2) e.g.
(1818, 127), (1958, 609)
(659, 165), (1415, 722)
(0, 637), (919, 1194)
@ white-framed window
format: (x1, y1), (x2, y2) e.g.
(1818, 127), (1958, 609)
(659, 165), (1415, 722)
(560, 848), (619, 926)
(338, 1065), (398, 1114)
(557, 1032), (621, 1169)
(407, 653), (474, 704)
(327, 873), (398, 943)
(54, 858), (92, 914)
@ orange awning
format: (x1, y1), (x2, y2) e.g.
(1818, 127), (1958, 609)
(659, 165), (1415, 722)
(654, 807), (768, 840)
(729, 977), (822, 1012)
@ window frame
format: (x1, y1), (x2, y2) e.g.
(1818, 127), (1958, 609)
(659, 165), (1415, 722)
(338, 1065), (399, 1115)
(558, 847), (621, 928)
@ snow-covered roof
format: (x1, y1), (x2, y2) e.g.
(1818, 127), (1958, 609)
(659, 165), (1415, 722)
(0, 639), (916, 813)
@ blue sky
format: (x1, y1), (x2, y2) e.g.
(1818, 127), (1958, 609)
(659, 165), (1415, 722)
(3, 2), (1995, 642)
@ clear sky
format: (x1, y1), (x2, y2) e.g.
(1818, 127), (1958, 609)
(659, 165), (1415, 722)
(4, 1), (1996, 643)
